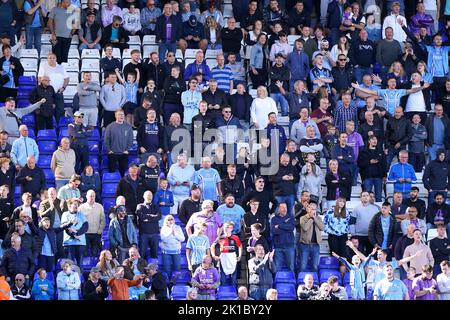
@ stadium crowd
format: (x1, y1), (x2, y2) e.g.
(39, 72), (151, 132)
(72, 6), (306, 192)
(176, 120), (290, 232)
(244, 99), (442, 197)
(0, 0), (450, 301)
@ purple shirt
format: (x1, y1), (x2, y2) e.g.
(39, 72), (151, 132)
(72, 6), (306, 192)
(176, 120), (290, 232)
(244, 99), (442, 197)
(413, 277), (438, 300)
(403, 278), (414, 300)
(346, 131), (364, 163)
(188, 212), (222, 245)
(334, 173), (340, 198)
(165, 16), (172, 43)
(192, 266), (220, 295)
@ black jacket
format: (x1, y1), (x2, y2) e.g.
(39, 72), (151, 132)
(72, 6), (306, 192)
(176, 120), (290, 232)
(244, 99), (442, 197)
(385, 116), (413, 148)
(162, 124), (188, 152)
(221, 27), (243, 54)
(202, 89), (228, 119)
(368, 212), (396, 248)
(2, 226), (39, 259)
(116, 175), (147, 214)
(424, 114), (450, 146)
(357, 146), (387, 180)
(241, 211), (269, 239)
(394, 234), (414, 260)
(269, 64), (290, 93)
(123, 258), (147, 280)
(191, 112), (215, 135)
(0, 198), (13, 238)
(358, 122), (384, 145)
(143, 60), (167, 90)
(155, 14), (181, 44)
(135, 202), (161, 235)
(178, 198), (201, 226)
(163, 76), (185, 105)
(82, 279), (109, 300)
(123, 61), (146, 89)
(12, 205), (39, 228)
(429, 237), (450, 264)
(348, 38), (376, 68)
(269, 164), (299, 196)
(425, 202), (450, 225)
(139, 164), (160, 195)
(331, 66), (354, 92)
(0, 247), (35, 279)
(220, 176), (245, 205)
(0, 56), (24, 87)
(228, 92), (252, 122)
(29, 84), (56, 117)
(325, 170), (352, 201)
(423, 158), (450, 191)
(101, 24), (129, 46)
(402, 198), (427, 220)
(242, 189), (278, 217)
(15, 165), (47, 197)
(136, 120), (163, 154)
(151, 271), (168, 300)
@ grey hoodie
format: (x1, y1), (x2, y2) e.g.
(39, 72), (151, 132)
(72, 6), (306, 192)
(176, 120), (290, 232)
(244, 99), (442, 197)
(0, 102), (41, 138)
(77, 81), (101, 109)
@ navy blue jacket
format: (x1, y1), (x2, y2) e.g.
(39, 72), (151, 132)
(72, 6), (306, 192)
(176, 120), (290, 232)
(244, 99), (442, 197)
(327, 0), (348, 29)
(155, 14), (182, 44)
(270, 213), (295, 249)
(331, 145), (355, 176)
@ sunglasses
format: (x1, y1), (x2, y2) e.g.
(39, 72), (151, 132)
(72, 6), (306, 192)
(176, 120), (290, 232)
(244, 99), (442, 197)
(223, 110), (231, 113)
(338, 59), (346, 61)
(15, 279), (24, 282)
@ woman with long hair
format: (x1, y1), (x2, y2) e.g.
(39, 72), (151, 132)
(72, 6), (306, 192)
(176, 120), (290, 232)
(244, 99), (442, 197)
(387, 61), (408, 88)
(325, 159), (352, 209)
(416, 61), (433, 84)
(249, 33), (269, 88)
(160, 214), (185, 278)
(245, 20), (265, 59)
(330, 36), (349, 64)
(96, 249), (120, 281)
(323, 197), (350, 258)
(202, 16), (222, 51)
(299, 162), (323, 207)
(79, 164), (101, 202)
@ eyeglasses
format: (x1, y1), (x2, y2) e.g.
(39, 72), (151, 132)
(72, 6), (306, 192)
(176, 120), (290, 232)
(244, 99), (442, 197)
(223, 111), (231, 113)
(15, 279), (24, 282)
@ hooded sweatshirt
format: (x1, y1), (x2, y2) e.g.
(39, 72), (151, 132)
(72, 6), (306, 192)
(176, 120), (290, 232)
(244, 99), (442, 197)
(50, 147), (76, 180)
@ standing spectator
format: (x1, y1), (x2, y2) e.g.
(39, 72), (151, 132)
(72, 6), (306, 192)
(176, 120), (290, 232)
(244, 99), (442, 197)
(220, 17), (242, 58)
(325, 159), (352, 207)
(202, 78), (227, 120)
(373, 264), (409, 300)
(0, 234), (35, 285)
(269, 56), (290, 117)
(186, 200), (222, 246)
(402, 187), (426, 220)
(413, 265), (438, 300)
(425, 192), (450, 238)
(249, 33), (269, 88)
(331, 54), (354, 97)
(403, 229), (434, 273)
(178, 185), (202, 227)
(429, 225), (450, 276)
(29, 77), (56, 131)
(155, 3), (182, 62)
(220, 164), (245, 205)
(79, 165), (101, 202)
(423, 149), (450, 204)
(250, 86), (277, 131)
(191, 255), (220, 300)
(311, 97), (333, 138)
(68, 112), (93, 174)
(358, 136), (386, 202)
(387, 150), (417, 198)
(153, 179), (174, 222)
(408, 114), (427, 172)
(78, 11), (101, 52)
(382, 2), (407, 42)
(140, 0), (161, 35)
(145, 263), (168, 300)
(226, 54), (246, 87)
(269, 154), (298, 217)
(135, 190), (161, 259)
(368, 202), (396, 254)
(181, 78), (202, 128)
(310, 54), (333, 94)
(77, 72), (101, 127)
(82, 267), (108, 300)
(15, 156), (46, 200)
(104, 109), (133, 177)
(287, 40), (310, 91)
(50, 137), (76, 190)
(248, 244), (276, 300)
(122, 247), (147, 280)
(122, 5), (141, 36)
(298, 162), (323, 207)
(143, 52), (166, 91)
(167, 154), (195, 214)
(23, 0), (45, 52)
(345, 121), (364, 185)
(162, 66), (186, 125)
(56, 260), (81, 300)
(324, 197), (350, 257)
(299, 203), (324, 272)
(270, 202), (295, 272)
(108, 205), (138, 263)
(216, 194), (245, 235)
(100, 73), (127, 128)
(37, 53), (69, 123)
(49, 0), (76, 64)
(333, 92), (358, 134)
(60, 198), (88, 270)
(10, 125), (39, 170)
(400, 207), (426, 235)
(79, 190), (105, 258)
(350, 191), (379, 255)
(348, 29), (376, 83)
(101, 0), (122, 28)
(81, 0), (100, 25)
(0, 45), (24, 97)
(56, 174), (82, 204)
(376, 27), (402, 81)
(139, 154), (160, 196)
(211, 54), (233, 94)
(0, 0), (17, 46)
(326, 0), (347, 45)
(116, 163), (146, 214)
(425, 104), (450, 161)
(211, 221), (242, 286)
(332, 132), (355, 180)
(186, 222), (210, 274)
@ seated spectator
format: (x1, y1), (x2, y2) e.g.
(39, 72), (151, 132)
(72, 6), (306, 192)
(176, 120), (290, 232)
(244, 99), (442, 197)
(288, 1), (310, 35)
(122, 246), (147, 280)
(140, 0), (161, 35)
(426, 192), (450, 237)
(31, 268), (55, 300)
(96, 249), (120, 282)
(101, 16), (129, 52)
(328, 275), (348, 300)
(11, 273), (31, 300)
(100, 44), (122, 77)
(101, 0), (123, 28)
(180, 15), (205, 52)
(82, 267), (108, 300)
(226, 54), (246, 87)
(123, 5), (141, 36)
(199, 1), (224, 28)
(78, 11), (102, 52)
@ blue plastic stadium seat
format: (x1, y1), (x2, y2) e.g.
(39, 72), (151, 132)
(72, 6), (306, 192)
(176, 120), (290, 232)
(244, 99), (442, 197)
(102, 198), (116, 213)
(128, 156), (140, 166)
(88, 129), (100, 141)
(319, 269), (341, 284)
(33, 271), (54, 283)
(87, 140), (100, 153)
(101, 159), (109, 170)
(18, 76), (37, 85)
(161, 272), (170, 284)
(343, 272), (350, 285)
(129, 144), (138, 155)
(180, 255), (188, 268)
(17, 100), (31, 109)
(102, 171), (121, 183)
(171, 285), (189, 299)
(102, 183), (117, 197)
(319, 256), (339, 270)
(89, 156), (100, 170)
(171, 271), (191, 284)
(217, 285), (237, 300)
(37, 129), (57, 141)
(21, 114), (35, 127)
(38, 140), (57, 154)
(275, 283), (297, 300)
(297, 272), (319, 285)
(43, 169), (55, 182)
(58, 116), (73, 128)
(37, 156), (52, 169)
(58, 128), (69, 141)
(275, 271), (295, 284)
(147, 258), (158, 265)
(345, 284), (352, 300)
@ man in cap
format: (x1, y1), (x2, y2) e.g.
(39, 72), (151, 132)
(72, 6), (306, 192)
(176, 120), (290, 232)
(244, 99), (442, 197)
(108, 204), (138, 262)
(78, 11), (102, 53)
(82, 267), (108, 300)
(68, 111), (93, 174)
(423, 148), (450, 204)
(382, 2), (407, 43)
(270, 52), (290, 117)
(180, 15), (205, 53)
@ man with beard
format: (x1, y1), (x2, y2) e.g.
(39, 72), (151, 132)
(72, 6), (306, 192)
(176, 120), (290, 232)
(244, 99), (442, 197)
(179, 184), (202, 228)
(425, 192), (450, 238)
(242, 176), (278, 217)
(139, 155), (160, 195)
(143, 52), (166, 90)
(402, 187), (426, 220)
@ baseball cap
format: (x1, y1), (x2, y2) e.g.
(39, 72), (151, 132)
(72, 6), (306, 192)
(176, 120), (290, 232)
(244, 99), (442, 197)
(86, 11), (96, 17)
(74, 111), (84, 117)
(115, 205), (127, 214)
(411, 186), (420, 192)
(275, 52), (285, 58)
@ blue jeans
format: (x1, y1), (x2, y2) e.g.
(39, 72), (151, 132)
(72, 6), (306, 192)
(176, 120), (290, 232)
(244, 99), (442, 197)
(428, 191), (448, 205)
(363, 178), (383, 202)
(270, 93), (289, 116)
(275, 195), (295, 217)
(299, 243), (320, 272)
(79, 43), (101, 52)
(428, 144), (445, 161)
(350, 163), (359, 186)
(354, 67), (373, 84)
(158, 42), (177, 62)
(274, 246), (295, 272)
(25, 25), (41, 52)
(220, 265), (237, 286)
(139, 233), (159, 259)
(162, 253), (180, 279)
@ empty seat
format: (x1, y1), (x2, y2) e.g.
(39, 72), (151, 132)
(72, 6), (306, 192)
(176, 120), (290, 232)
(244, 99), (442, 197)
(38, 141), (57, 154)
(88, 129), (100, 141)
(21, 114), (35, 127)
(102, 171), (121, 182)
(102, 183), (117, 197)
(63, 86), (77, 101)
(171, 271), (191, 285)
(18, 75), (37, 86)
(319, 256), (339, 270)
(102, 197), (116, 213)
(275, 271), (295, 284)
(319, 269), (341, 284)
(68, 48), (80, 60)
(58, 116), (74, 128)
(89, 156), (100, 169)
(43, 169), (55, 182)
(20, 49), (39, 59)
(142, 35), (156, 45)
(61, 59), (80, 72)
(37, 156), (52, 169)
(343, 272), (350, 285)
(81, 59), (100, 72)
(217, 285), (237, 300)
(171, 285), (189, 299)
(275, 283), (297, 300)
(41, 34), (52, 45)
(297, 272), (319, 285)
(185, 48), (200, 59)
(21, 58), (38, 72)
(67, 72), (79, 85)
(81, 49), (101, 59)
(143, 45), (159, 59)
(87, 140), (100, 153)
(58, 128), (69, 141)
(37, 129), (57, 140)
(128, 35), (141, 46)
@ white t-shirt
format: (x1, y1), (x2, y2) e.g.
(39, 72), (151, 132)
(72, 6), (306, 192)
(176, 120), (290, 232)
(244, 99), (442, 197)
(38, 62), (69, 92)
(405, 84), (426, 112)
(250, 97), (278, 129)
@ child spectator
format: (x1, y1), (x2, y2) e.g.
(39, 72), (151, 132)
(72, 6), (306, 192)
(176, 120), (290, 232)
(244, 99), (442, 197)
(153, 179), (174, 226)
(323, 124), (338, 163)
(31, 268), (55, 300)
(403, 267), (417, 300)
(116, 67), (140, 126)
